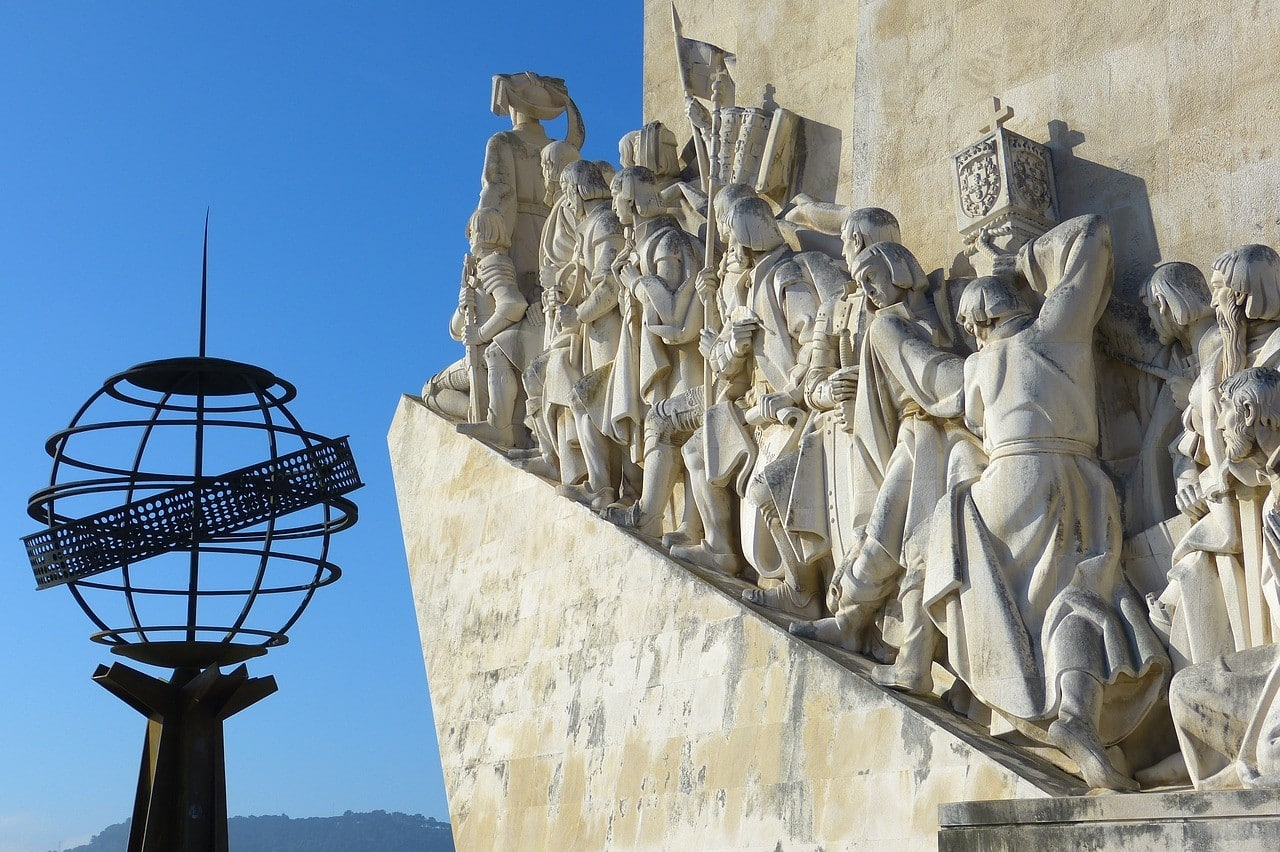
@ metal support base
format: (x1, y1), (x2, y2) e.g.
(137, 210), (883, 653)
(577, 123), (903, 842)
(94, 662), (277, 852)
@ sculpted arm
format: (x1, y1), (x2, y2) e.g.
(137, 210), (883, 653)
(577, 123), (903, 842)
(1022, 214), (1114, 343)
(478, 135), (518, 237)
(783, 194), (849, 236)
(473, 267), (527, 343)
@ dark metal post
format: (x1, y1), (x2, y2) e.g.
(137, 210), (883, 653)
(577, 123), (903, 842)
(94, 662), (277, 852)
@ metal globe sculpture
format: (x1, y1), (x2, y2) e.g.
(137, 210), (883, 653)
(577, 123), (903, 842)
(21, 226), (362, 852)
(23, 355), (361, 669)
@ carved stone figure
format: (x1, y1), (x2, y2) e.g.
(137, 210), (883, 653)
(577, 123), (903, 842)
(452, 208), (542, 448)
(789, 241), (978, 682)
(598, 166), (704, 536)
(671, 197), (817, 580)
(547, 161), (631, 509)
(1155, 245), (1280, 667)
(1168, 367), (1280, 789)
(1119, 262), (1218, 532)
(516, 142), (583, 477)
(920, 216), (1169, 791)
(769, 208), (903, 574)
(482, 73), (585, 296)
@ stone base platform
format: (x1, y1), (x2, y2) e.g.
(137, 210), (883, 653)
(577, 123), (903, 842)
(939, 788), (1280, 850)
(390, 398), (1089, 850)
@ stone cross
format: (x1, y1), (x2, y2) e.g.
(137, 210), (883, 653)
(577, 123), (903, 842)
(979, 96), (1014, 134)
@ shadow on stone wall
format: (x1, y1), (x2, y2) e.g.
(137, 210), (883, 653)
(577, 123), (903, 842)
(1047, 119), (1162, 303)
(793, 103), (843, 205)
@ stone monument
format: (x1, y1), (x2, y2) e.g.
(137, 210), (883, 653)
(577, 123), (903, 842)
(393, 1), (1280, 847)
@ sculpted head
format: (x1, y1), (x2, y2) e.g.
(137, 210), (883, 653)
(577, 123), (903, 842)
(618, 122), (680, 179)
(595, 160), (618, 187)
(725, 196), (785, 257)
(466, 207), (511, 256)
(611, 166), (663, 227)
(541, 141), (581, 203)
(850, 241), (928, 310)
(560, 160), (611, 217)
(957, 275), (1031, 347)
(714, 183), (759, 234)
(1220, 366), (1280, 464)
(1212, 244), (1280, 376)
(1141, 261), (1212, 347)
(840, 208), (901, 273)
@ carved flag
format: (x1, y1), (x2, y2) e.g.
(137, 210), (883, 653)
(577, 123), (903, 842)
(671, 5), (735, 101)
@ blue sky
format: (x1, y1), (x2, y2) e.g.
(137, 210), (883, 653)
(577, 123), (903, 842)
(0, 4), (640, 850)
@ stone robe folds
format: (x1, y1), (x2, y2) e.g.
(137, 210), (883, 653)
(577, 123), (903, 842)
(702, 247), (816, 578)
(835, 301), (978, 604)
(923, 216), (1168, 744)
(543, 205), (625, 410)
(599, 215), (703, 460)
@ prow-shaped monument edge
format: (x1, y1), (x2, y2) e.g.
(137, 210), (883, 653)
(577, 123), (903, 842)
(389, 396), (1084, 850)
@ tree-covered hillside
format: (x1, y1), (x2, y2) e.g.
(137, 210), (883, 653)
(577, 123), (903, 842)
(59, 811), (454, 852)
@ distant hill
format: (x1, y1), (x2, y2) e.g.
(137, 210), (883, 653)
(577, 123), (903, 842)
(59, 810), (454, 852)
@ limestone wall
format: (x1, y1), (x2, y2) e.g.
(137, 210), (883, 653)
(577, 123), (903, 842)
(390, 399), (1077, 850)
(646, 0), (1280, 300)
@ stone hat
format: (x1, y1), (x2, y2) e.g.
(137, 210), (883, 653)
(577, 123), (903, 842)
(491, 72), (571, 121)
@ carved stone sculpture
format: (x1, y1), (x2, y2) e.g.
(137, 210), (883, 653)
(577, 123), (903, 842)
(516, 142), (583, 478)
(1156, 245), (1280, 668)
(755, 209), (903, 593)
(951, 98), (1059, 278)
(670, 196), (816, 580)
(920, 216), (1169, 790)
(546, 161), (632, 510)
(453, 208), (542, 449)
(1168, 366), (1280, 790)
(790, 241), (978, 687)
(598, 166), (705, 537)
(482, 73), (585, 296)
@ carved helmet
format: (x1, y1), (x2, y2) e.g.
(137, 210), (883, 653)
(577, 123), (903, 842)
(619, 121), (680, 178)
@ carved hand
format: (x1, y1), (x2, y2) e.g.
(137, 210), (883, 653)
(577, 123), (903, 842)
(729, 318), (758, 357)
(698, 328), (718, 361)
(685, 96), (711, 132)
(557, 304), (581, 329)
(828, 366), (859, 403)
(618, 261), (641, 290)
(757, 392), (794, 423)
(463, 323), (486, 346)
(695, 268), (719, 303)
(1175, 482), (1208, 520)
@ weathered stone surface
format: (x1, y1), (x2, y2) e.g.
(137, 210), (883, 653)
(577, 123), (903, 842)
(390, 398), (1082, 849)
(938, 787), (1280, 851)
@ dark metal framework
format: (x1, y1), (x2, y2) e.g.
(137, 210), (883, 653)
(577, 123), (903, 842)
(24, 355), (362, 670)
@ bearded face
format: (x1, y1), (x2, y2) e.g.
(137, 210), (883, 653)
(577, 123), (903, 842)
(1143, 293), (1178, 347)
(1215, 281), (1247, 379)
(1222, 395), (1256, 462)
